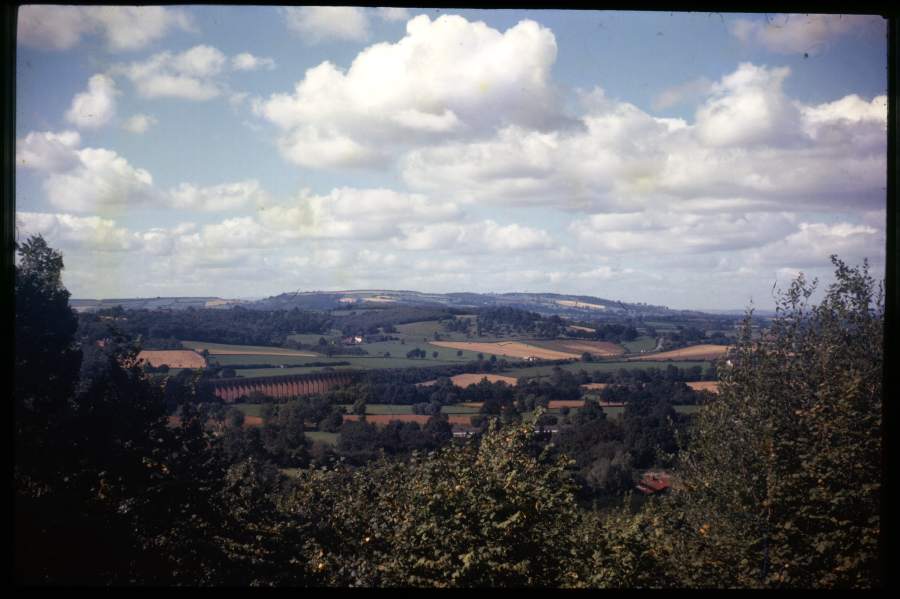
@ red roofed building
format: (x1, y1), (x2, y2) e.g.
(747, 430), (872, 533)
(636, 471), (672, 494)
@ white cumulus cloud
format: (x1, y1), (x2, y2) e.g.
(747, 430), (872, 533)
(402, 63), (886, 214)
(255, 14), (563, 168)
(282, 6), (370, 43)
(18, 5), (194, 52)
(122, 113), (158, 134)
(167, 180), (267, 211)
(111, 45), (227, 100)
(729, 14), (885, 56)
(65, 74), (118, 129)
(232, 52), (276, 71)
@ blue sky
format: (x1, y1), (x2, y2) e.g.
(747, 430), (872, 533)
(15, 7), (887, 309)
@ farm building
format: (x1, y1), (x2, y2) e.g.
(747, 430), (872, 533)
(636, 471), (672, 495)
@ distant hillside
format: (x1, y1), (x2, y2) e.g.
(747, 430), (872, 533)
(69, 297), (250, 313)
(251, 289), (682, 319)
(71, 289), (732, 319)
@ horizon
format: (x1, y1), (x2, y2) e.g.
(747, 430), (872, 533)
(15, 7), (888, 310)
(66, 288), (778, 314)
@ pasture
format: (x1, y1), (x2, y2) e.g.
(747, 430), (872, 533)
(181, 340), (317, 357)
(620, 335), (658, 353)
(503, 359), (711, 380)
(304, 431), (340, 445)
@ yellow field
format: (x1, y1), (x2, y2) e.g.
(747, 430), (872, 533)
(137, 350), (207, 369)
(556, 300), (607, 310)
(687, 381), (720, 393)
(631, 344), (730, 361)
(428, 340), (578, 360)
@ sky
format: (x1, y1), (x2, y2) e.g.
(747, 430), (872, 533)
(14, 6), (888, 310)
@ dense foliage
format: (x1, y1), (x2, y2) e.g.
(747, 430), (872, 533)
(597, 257), (883, 588)
(96, 305), (332, 347)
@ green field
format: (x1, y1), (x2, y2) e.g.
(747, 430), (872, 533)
(304, 431), (340, 445)
(210, 353), (335, 366)
(181, 340), (317, 355)
(395, 320), (512, 344)
(231, 403), (265, 418)
(504, 359), (710, 380)
(441, 404), (481, 414)
(620, 335), (658, 354)
(224, 354), (489, 378)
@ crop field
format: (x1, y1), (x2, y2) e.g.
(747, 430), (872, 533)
(548, 400), (585, 409)
(428, 340), (579, 360)
(686, 381), (720, 393)
(527, 339), (625, 357)
(630, 344), (729, 361)
(621, 336), (658, 353)
(181, 340), (317, 356)
(137, 350), (207, 369)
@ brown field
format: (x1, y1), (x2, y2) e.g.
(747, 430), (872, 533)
(344, 414), (474, 427)
(531, 339), (625, 357)
(581, 383), (608, 390)
(138, 349), (207, 369)
(428, 340), (579, 360)
(687, 381), (720, 393)
(548, 400), (585, 409)
(631, 344), (730, 361)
